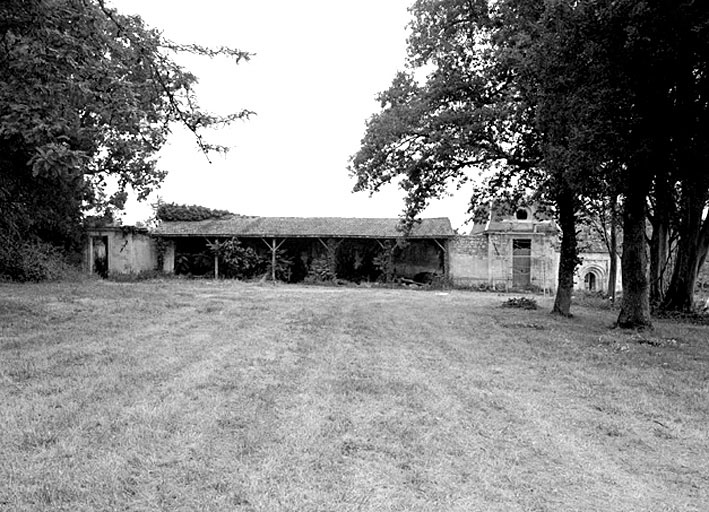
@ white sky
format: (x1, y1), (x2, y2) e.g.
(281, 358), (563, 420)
(110, 0), (472, 230)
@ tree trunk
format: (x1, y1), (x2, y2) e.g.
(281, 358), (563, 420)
(662, 251), (699, 312)
(698, 222), (709, 273)
(552, 188), (577, 317)
(660, 192), (709, 312)
(607, 201), (618, 301)
(649, 218), (669, 306)
(649, 171), (672, 306)
(617, 183), (653, 329)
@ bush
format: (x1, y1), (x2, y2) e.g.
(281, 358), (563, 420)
(0, 240), (74, 282)
(265, 250), (293, 282)
(214, 239), (264, 279)
(501, 297), (538, 310)
(373, 242), (395, 283)
(305, 255), (335, 282)
(175, 251), (214, 276)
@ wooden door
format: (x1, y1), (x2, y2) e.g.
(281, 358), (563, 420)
(512, 239), (531, 288)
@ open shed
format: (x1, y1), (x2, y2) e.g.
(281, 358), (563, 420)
(152, 216), (455, 283)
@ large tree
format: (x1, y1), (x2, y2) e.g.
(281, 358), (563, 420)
(655, 0), (709, 313)
(0, 0), (249, 263)
(351, 0), (708, 328)
(604, 1), (709, 325)
(350, 0), (611, 317)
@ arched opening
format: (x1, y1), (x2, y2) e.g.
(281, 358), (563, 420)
(584, 271), (597, 292)
(515, 208), (529, 220)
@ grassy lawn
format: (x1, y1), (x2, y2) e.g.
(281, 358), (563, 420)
(1, 280), (708, 511)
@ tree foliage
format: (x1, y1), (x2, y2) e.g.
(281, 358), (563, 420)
(350, 0), (605, 316)
(155, 202), (236, 222)
(0, 0), (250, 278)
(351, 0), (709, 325)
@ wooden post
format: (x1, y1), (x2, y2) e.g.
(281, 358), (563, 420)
(87, 236), (94, 274)
(262, 238), (286, 283)
(207, 238), (219, 279)
(432, 238), (449, 280)
(271, 238), (277, 282)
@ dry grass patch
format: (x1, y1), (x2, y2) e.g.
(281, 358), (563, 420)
(1, 281), (708, 511)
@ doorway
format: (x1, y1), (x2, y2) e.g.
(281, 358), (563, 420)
(512, 239), (531, 288)
(92, 236), (108, 278)
(584, 271), (597, 291)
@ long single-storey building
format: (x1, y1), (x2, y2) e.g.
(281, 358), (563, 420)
(84, 211), (620, 292)
(86, 216), (455, 284)
(154, 216), (454, 283)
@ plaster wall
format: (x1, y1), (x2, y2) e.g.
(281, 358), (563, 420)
(162, 241), (176, 273)
(86, 229), (157, 275)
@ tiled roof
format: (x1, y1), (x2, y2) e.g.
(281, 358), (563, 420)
(153, 216), (455, 239)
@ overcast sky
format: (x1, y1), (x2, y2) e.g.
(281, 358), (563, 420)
(110, 0), (472, 229)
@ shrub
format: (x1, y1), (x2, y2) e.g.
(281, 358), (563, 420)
(501, 297), (538, 310)
(0, 239), (74, 282)
(175, 251), (213, 276)
(373, 242), (395, 283)
(265, 250), (294, 282)
(306, 255), (336, 282)
(212, 239), (264, 279)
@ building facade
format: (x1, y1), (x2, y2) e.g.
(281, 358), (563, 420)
(84, 213), (621, 293)
(448, 205), (621, 293)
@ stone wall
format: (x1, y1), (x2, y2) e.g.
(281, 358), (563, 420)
(575, 252), (622, 293)
(449, 233), (558, 290)
(448, 235), (489, 287)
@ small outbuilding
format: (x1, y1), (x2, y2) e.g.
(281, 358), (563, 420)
(84, 225), (157, 277)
